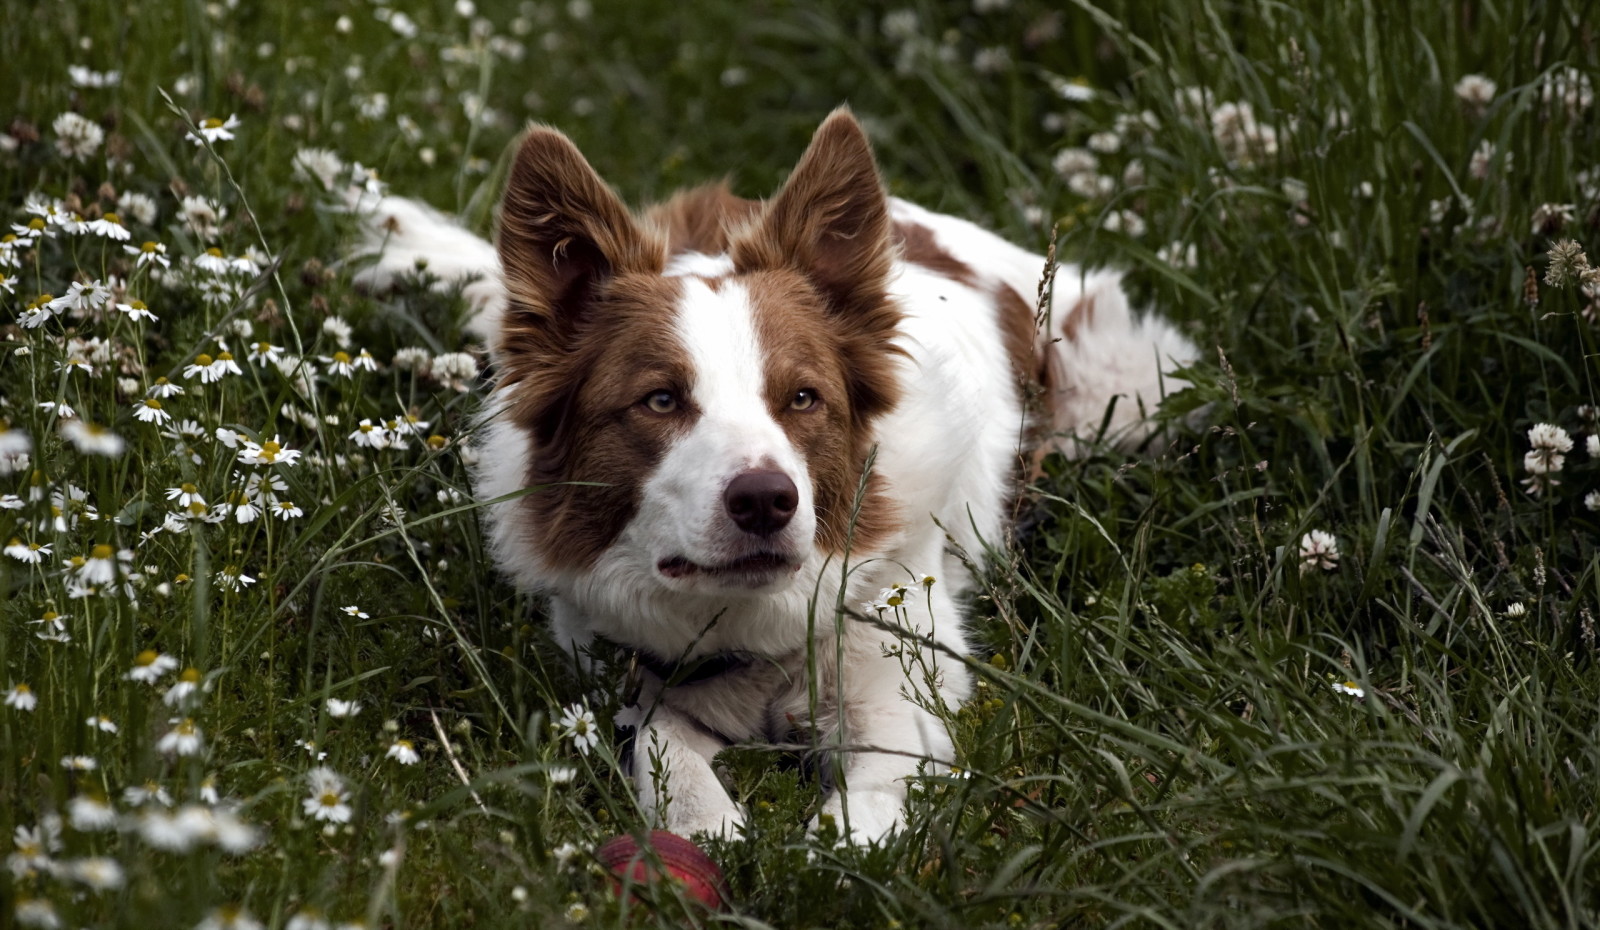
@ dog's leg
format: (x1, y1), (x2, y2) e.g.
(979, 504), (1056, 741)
(815, 584), (968, 843)
(617, 701), (745, 840)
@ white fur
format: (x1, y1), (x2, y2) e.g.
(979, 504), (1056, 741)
(358, 190), (1196, 844)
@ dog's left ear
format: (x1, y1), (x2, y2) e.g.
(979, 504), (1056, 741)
(733, 108), (894, 322)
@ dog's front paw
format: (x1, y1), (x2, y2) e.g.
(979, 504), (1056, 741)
(813, 789), (905, 845)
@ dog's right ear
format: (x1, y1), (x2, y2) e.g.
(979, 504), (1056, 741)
(497, 127), (663, 337)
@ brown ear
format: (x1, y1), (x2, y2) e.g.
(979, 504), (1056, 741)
(732, 108), (893, 320)
(497, 127), (663, 339)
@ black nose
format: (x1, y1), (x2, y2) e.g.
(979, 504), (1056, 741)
(724, 470), (798, 536)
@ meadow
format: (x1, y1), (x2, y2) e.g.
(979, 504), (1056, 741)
(2, 1), (1598, 927)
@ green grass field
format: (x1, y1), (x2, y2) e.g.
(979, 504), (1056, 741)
(3, 1), (1598, 927)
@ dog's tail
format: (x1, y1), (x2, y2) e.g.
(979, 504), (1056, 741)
(1035, 268), (1198, 458)
(349, 195), (507, 343)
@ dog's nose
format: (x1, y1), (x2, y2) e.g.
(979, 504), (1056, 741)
(724, 470), (798, 536)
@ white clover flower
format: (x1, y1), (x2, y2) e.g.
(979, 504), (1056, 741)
(186, 114), (241, 146)
(558, 703), (600, 755)
(391, 346), (432, 372)
(1050, 146), (1098, 181)
(53, 111), (105, 160)
(119, 192), (158, 225)
(1585, 490), (1600, 512)
(430, 351), (478, 389)
(126, 649), (179, 683)
(326, 698), (362, 717)
(1298, 530), (1339, 573)
(4, 683), (37, 711)
(1453, 73), (1497, 108)
(386, 739), (421, 765)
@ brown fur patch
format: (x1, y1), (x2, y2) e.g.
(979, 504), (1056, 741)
(644, 182), (761, 258)
(745, 268), (900, 555)
(728, 109), (905, 554)
(893, 220), (975, 286)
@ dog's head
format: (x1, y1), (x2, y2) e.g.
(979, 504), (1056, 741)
(493, 109), (902, 594)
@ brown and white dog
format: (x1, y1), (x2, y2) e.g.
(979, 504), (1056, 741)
(359, 109), (1195, 843)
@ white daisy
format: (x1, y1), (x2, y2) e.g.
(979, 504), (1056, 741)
(386, 740), (420, 765)
(187, 114), (242, 146)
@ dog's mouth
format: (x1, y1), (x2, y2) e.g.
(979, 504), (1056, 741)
(657, 552), (800, 583)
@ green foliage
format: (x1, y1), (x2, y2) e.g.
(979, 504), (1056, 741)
(3, 1), (1599, 928)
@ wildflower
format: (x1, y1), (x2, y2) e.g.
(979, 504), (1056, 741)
(322, 315), (353, 347)
(4, 684), (37, 711)
(559, 702), (600, 755)
(247, 341), (282, 364)
(286, 912), (333, 930)
(130, 398), (170, 426)
(271, 500), (303, 520)
(349, 419), (389, 449)
(8, 824), (57, 876)
(164, 667), (204, 706)
(183, 352), (229, 383)
(67, 795), (117, 831)
(209, 807), (261, 853)
(75, 544), (117, 585)
(386, 739), (421, 765)
(149, 377), (185, 398)
(1531, 203), (1576, 237)
(180, 195), (226, 240)
(1102, 209), (1147, 238)
(430, 351), (478, 389)
(322, 350), (358, 378)
(13, 899), (61, 929)
(339, 605), (371, 621)
(193, 247), (233, 275)
(136, 808), (203, 852)
(65, 856), (125, 891)
(293, 147), (345, 190)
(85, 715), (118, 733)
(69, 64), (122, 88)
(238, 435), (301, 466)
(53, 111), (105, 159)
(60, 755), (98, 771)
(199, 776), (220, 804)
(127, 649), (180, 683)
(1453, 73), (1497, 109)
(1051, 147), (1098, 182)
(86, 212), (131, 241)
(119, 192), (159, 225)
(157, 717), (204, 756)
(327, 697), (362, 717)
(1586, 490), (1600, 512)
(1298, 530), (1339, 573)
(392, 346), (432, 371)
(187, 114), (241, 146)
(303, 768), (353, 823)
(123, 780), (174, 807)
(33, 610), (68, 642)
(548, 766), (577, 785)
(1526, 423), (1573, 473)
(61, 420), (125, 456)
(50, 279), (114, 316)
(4, 538), (50, 563)
(196, 276), (238, 306)
(214, 565), (256, 591)
(1540, 66), (1594, 117)
(1331, 679), (1365, 699)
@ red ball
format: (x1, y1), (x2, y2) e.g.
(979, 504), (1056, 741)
(595, 830), (728, 911)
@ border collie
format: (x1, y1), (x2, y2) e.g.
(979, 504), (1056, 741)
(358, 108), (1195, 843)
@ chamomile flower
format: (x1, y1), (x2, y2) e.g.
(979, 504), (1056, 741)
(9, 823), (59, 875)
(77, 544), (118, 585)
(4, 538), (50, 563)
(247, 341), (282, 364)
(85, 715), (118, 733)
(180, 195), (226, 240)
(209, 807), (262, 854)
(187, 114), (241, 146)
(166, 484), (207, 515)
(1330, 679), (1365, 699)
(1298, 530), (1339, 573)
(326, 698), (362, 717)
(163, 667), (204, 707)
(192, 247), (233, 275)
(13, 899), (61, 928)
(271, 500), (303, 520)
(65, 856), (125, 891)
(349, 419), (389, 449)
(303, 768), (352, 823)
(136, 808), (202, 852)
(126, 649), (179, 683)
(157, 717), (204, 756)
(87, 212), (131, 241)
(386, 740), (420, 765)
(341, 605), (370, 619)
(322, 315), (353, 347)
(237, 436), (301, 466)
(5, 683), (37, 711)
(352, 348), (379, 372)
(123, 780), (174, 807)
(149, 377), (185, 398)
(132, 397), (171, 424)
(558, 702), (600, 755)
(125, 239), (172, 268)
(214, 565), (256, 591)
(61, 755), (98, 771)
(322, 351), (358, 378)
(67, 795), (117, 831)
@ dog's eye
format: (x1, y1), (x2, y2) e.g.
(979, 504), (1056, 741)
(790, 389), (819, 411)
(643, 390), (679, 414)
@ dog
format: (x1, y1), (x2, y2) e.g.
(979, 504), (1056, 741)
(357, 108), (1196, 843)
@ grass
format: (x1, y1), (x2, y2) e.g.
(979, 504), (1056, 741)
(2, 0), (1598, 927)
